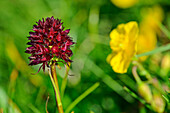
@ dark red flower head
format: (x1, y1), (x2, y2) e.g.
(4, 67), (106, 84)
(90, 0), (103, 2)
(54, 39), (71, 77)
(26, 16), (75, 72)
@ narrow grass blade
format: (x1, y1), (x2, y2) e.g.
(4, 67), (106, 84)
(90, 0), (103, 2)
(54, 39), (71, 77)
(85, 58), (134, 103)
(28, 104), (41, 113)
(162, 94), (169, 103)
(65, 82), (100, 113)
(136, 44), (170, 58)
(123, 86), (153, 110)
(159, 23), (170, 39)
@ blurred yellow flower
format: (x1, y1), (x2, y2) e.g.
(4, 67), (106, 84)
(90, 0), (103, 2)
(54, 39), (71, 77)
(140, 5), (164, 32)
(137, 5), (164, 61)
(107, 21), (139, 73)
(137, 26), (157, 61)
(111, 0), (138, 9)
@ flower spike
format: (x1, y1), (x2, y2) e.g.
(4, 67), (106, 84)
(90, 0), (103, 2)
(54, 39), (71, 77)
(26, 16), (75, 73)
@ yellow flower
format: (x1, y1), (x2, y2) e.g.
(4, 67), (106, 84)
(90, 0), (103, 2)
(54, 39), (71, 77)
(107, 21), (139, 73)
(140, 5), (164, 33)
(137, 26), (157, 61)
(111, 0), (138, 9)
(137, 5), (164, 61)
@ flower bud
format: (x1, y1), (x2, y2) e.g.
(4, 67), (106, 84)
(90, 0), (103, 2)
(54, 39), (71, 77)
(151, 94), (165, 113)
(138, 83), (152, 103)
(160, 53), (170, 77)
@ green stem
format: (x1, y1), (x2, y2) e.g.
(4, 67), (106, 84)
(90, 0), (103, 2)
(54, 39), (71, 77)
(61, 64), (70, 98)
(51, 63), (60, 94)
(133, 61), (152, 81)
(45, 95), (49, 113)
(65, 82), (100, 113)
(132, 66), (142, 84)
(48, 64), (64, 113)
(133, 62), (166, 95)
(136, 44), (170, 58)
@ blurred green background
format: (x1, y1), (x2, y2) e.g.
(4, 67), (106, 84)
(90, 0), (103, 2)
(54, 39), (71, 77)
(0, 0), (170, 113)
